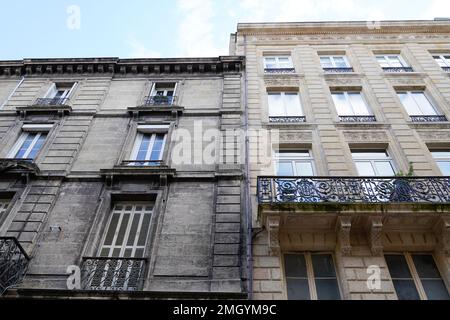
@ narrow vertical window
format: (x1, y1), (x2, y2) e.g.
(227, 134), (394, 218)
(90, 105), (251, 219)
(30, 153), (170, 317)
(268, 92), (304, 122)
(275, 150), (315, 176)
(351, 150), (396, 176)
(8, 125), (53, 160)
(430, 150), (450, 175)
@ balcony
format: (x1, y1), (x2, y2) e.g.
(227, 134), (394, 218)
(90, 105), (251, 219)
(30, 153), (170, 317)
(382, 67), (414, 73)
(269, 116), (306, 123)
(339, 115), (376, 122)
(264, 68), (295, 74)
(142, 95), (175, 106)
(410, 115), (448, 122)
(257, 176), (450, 204)
(81, 257), (147, 291)
(0, 237), (30, 295)
(323, 67), (354, 73)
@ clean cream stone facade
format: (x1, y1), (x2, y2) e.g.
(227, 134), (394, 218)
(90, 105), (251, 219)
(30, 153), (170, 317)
(231, 20), (450, 300)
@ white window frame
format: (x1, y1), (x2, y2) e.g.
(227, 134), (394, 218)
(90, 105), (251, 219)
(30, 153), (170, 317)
(283, 252), (341, 300)
(351, 150), (396, 176)
(274, 150), (315, 176)
(7, 124), (53, 159)
(433, 54), (450, 68)
(320, 56), (350, 68)
(130, 125), (169, 163)
(331, 91), (372, 116)
(397, 91), (438, 116)
(263, 56), (294, 69)
(376, 55), (409, 68)
(430, 150), (450, 175)
(99, 202), (154, 258)
(44, 82), (78, 99)
(150, 82), (177, 97)
(267, 91), (304, 117)
(385, 253), (449, 301)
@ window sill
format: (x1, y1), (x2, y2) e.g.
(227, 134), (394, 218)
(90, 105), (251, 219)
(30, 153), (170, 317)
(17, 105), (72, 117)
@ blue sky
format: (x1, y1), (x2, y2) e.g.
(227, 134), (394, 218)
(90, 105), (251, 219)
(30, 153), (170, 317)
(0, 0), (448, 60)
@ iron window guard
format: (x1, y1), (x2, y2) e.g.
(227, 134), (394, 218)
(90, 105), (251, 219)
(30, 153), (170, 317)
(323, 67), (354, 73)
(264, 68), (295, 74)
(442, 67), (450, 72)
(33, 97), (70, 106)
(142, 95), (175, 106)
(410, 115), (448, 122)
(382, 67), (414, 73)
(0, 237), (30, 295)
(81, 257), (147, 291)
(122, 160), (164, 167)
(269, 116), (306, 123)
(257, 176), (450, 204)
(339, 115), (376, 122)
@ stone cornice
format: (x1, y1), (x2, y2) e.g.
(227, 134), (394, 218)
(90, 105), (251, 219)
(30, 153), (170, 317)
(0, 56), (244, 78)
(236, 20), (450, 36)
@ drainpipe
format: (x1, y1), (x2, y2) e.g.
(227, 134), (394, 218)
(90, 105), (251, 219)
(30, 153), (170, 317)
(0, 76), (25, 109)
(243, 34), (253, 300)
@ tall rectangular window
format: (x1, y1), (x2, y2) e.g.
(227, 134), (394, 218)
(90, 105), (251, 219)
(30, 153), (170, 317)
(320, 56), (352, 71)
(385, 253), (450, 300)
(430, 150), (450, 175)
(42, 82), (77, 105)
(433, 55), (450, 68)
(275, 150), (315, 176)
(351, 150), (396, 176)
(130, 133), (166, 165)
(268, 92), (303, 120)
(284, 253), (341, 300)
(8, 125), (53, 160)
(147, 82), (177, 105)
(100, 203), (154, 258)
(331, 92), (373, 119)
(397, 91), (438, 116)
(264, 56), (294, 72)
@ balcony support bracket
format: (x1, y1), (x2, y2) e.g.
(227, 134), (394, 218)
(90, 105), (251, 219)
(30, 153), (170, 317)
(335, 216), (352, 256)
(366, 216), (384, 256)
(434, 217), (450, 256)
(267, 215), (280, 256)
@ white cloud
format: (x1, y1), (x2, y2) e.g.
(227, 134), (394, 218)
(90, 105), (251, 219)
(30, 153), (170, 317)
(176, 0), (224, 57)
(423, 0), (450, 19)
(126, 36), (161, 58)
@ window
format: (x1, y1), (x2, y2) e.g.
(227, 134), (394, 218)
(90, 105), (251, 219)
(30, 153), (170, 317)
(376, 55), (409, 68)
(351, 150), (396, 176)
(320, 56), (352, 71)
(268, 92), (304, 121)
(275, 150), (315, 176)
(430, 150), (450, 175)
(263, 56), (294, 72)
(331, 92), (374, 121)
(0, 199), (10, 220)
(433, 55), (450, 69)
(147, 82), (177, 105)
(8, 125), (53, 160)
(284, 253), (341, 300)
(129, 125), (168, 166)
(397, 91), (438, 116)
(385, 253), (450, 300)
(100, 203), (154, 258)
(43, 82), (77, 103)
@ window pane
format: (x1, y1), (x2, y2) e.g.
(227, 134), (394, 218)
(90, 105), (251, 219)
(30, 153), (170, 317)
(434, 56), (447, 67)
(284, 93), (302, 116)
(348, 93), (370, 115)
(295, 162), (314, 176)
(332, 93), (352, 115)
(392, 280), (421, 300)
(320, 57), (333, 68)
(355, 161), (376, 176)
(27, 133), (47, 159)
(286, 279), (311, 300)
(268, 93), (284, 116)
(385, 255), (413, 278)
(351, 151), (389, 159)
(377, 56), (389, 68)
(278, 57), (293, 68)
(312, 254), (337, 278)
(431, 151), (450, 158)
(412, 93), (437, 115)
(334, 57), (347, 68)
(437, 161), (450, 175)
(398, 93), (422, 115)
(136, 134), (151, 160)
(412, 255), (442, 279)
(277, 161), (294, 176)
(15, 133), (35, 158)
(277, 151), (310, 158)
(104, 213), (120, 246)
(421, 280), (450, 300)
(150, 134), (165, 161)
(374, 161), (395, 176)
(264, 57), (277, 68)
(388, 56), (404, 67)
(126, 214), (141, 246)
(315, 279), (341, 300)
(138, 214), (151, 246)
(115, 214), (130, 246)
(284, 254), (307, 277)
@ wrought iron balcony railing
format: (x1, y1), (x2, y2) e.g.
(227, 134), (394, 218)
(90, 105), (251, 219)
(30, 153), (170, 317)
(257, 176), (450, 204)
(442, 67), (450, 72)
(81, 257), (147, 291)
(382, 67), (414, 73)
(122, 160), (164, 167)
(264, 68), (296, 74)
(323, 67), (354, 73)
(33, 97), (69, 106)
(0, 237), (30, 295)
(269, 116), (306, 123)
(410, 115), (448, 122)
(339, 115), (377, 122)
(142, 95), (175, 106)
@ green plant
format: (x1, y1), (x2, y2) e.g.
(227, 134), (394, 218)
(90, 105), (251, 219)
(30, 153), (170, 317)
(395, 162), (415, 177)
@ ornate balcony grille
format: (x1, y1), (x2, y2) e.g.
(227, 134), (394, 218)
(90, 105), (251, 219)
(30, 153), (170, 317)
(122, 160), (163, 166)
(382, 67), (414, 73)
(323, 67), (354, 73)
(410, 115), (448, 122)
(81, 257), (147, 291)
(0, 237), (30, 295)
(442, 67), (450, 72)
(264, 68), (295, 74)
(33, 97), (69, 106)
(339, 115), (376, 122)
(269, 116), (306, 123)
(257, 176), (450, 204)
(142, 95), (175, 106)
